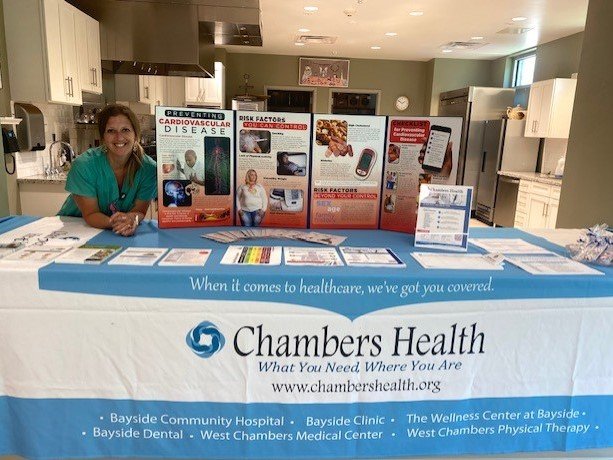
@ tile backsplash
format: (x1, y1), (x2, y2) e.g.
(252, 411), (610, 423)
(540, 138), (568, 175)
(13, 102), (154, 179)
(14, 102), (75, 178)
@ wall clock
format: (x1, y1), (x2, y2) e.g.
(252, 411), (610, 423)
(395, 95), (410, 111)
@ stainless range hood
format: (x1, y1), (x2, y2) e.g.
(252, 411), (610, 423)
(67, 0), (262, 77)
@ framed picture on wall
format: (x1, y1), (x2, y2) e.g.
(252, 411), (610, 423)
(299, 57), (349, 88)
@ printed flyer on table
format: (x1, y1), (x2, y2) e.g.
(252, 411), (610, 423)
(236, 111), (311, 228)
(156, 107), (235, 228)
(310, 114), (386, 229)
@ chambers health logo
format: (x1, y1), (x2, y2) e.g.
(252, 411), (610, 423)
(186, 321), (225, 358)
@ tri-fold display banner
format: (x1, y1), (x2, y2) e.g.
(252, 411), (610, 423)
(156, 107), (461, 232)
(156, 107), (235, 228)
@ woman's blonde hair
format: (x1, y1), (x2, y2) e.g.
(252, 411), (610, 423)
(245, 169), (257, 184)
(97, 103), (144, 185)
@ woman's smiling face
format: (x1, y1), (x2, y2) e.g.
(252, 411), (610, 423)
(103, 115), (136, 162)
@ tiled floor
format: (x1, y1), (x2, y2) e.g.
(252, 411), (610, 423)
(469, 218), (491, 227)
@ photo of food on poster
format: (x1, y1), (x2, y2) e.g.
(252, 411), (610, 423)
(235, 111), (311, 228)
(379, 116), (462, 233)
(155, 107), (234, 228)
(310, 114), (386, 229)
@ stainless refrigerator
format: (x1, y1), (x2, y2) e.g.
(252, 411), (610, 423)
(439, 87), (515, 210)
(475, 118), (540, 224)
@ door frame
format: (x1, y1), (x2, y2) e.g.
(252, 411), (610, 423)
(264, 85), (317, 113)
(328, 88), (381, 115)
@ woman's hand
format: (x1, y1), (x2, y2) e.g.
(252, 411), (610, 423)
(109, 212), (139, 236)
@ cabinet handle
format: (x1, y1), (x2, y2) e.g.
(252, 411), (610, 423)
(545, 203), (549, 217)
(91, 68), (95, 86)
(532, 121), (536, 132)
(145, 86), (149, 99)
(65, 77), (70, 96)
(68, 77), (73, 97)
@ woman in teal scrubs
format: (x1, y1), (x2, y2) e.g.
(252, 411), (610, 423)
(58, 104), (157, 236)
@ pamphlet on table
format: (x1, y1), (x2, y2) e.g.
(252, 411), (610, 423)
(156, 107), (234, 228)
(108, 247), (169, 266)
(310, 114), (386, 229)
(380, 117), (462, 234)
(220, 245), (282, 265)
(415, 185), (473, 252)
(283, 247), (344, 266)
(55, 244), (122, 264)
(340, 247), (405, 267)
(412, 252), (505, 270)
(158, 248), (212, 266)
(505, 253), (603, 275)
(2, 246), (69, 262)
(236, 111), (311, 228)
(470, 238), (554, 254)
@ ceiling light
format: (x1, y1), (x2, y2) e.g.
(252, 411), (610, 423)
(371, 46), (381, 50)
(471, 36), (484, 40)
(304, 6), (318, 13)
(442, 49), (453, 53)
(294, 42), (305, 46)
(409, 11), (424, 16)
(512, 16), (527, 21)
(385, 32), (397, 37)
(298, 28), (310, 33)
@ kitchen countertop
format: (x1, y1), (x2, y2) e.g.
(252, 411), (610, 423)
(498, 170), (563, 187)
(17, 173), (68, 185)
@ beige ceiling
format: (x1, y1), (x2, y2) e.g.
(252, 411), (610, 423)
(222, 0), (588, 61)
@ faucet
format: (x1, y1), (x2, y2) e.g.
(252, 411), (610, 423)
(47, 141), (75, 176)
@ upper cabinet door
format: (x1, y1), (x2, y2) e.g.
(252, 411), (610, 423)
(4, 0), (84, 105)
(86, 15), (102, 94)
(76, 11), (102, 94)
(524, 79), (577, 139)
(42, 0), (67, 103)
(139, 75), (152, 104)
(58, 2), (82, 104)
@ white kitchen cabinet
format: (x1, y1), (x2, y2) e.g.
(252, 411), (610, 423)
(152, 76), (166, 107)
(4, 0), (84, 105)
(116, 74), (154, 105)
(115, 75), (175, 114)
(184, 63), (225, 107)
(514, 180), (560, 229)
(75, 12), (102, 94)
(139, 75), (154, 104)
(185, 77), (222, 106)
(524, 78), (577, 138)
(185, 78), (206, 104)
(19, 182), (69, 217)
(165, 77), (185, 107)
